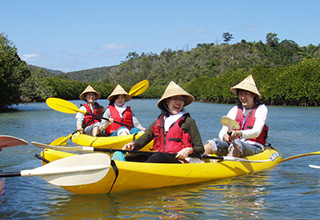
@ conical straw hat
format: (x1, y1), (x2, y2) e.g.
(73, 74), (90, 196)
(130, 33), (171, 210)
(107, 84), (132, 102)
(230, 75), (261, 98)
(157, 81), (195, 110)
(79, 85), (101, 101)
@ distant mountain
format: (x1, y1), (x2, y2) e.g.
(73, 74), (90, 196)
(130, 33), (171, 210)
(28, 65), (64, 76)
(64, 66), (115, 82)
(28, 65), (116, 83)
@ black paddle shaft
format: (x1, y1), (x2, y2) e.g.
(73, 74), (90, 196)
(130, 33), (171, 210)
(92, 148), (224, 160)
(0, 172), (21, 178)
(86, 112), (133, 128)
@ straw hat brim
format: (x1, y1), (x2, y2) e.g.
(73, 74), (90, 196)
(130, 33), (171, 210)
(107, 84), (132, 102)
(79, 85), (101, 101)
(157, 81), (195, 110)
(230, 75), (261, 98)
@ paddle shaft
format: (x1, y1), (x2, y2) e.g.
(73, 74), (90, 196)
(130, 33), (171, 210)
(0, 172), (21, 177)
(32, 142), (224, 160)
(101, 148), (224, 160)
(280, 151), (320, 163)
(86, 111), (133, 128)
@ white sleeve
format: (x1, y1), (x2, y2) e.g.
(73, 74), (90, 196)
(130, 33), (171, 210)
(218, 106), (238, 140)
(241, 104), (268, 139)
(75, 105), (86, 124)
(101, 108), (111, 124)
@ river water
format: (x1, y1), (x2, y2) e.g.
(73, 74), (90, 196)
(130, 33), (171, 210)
(0, 99), (320, 219)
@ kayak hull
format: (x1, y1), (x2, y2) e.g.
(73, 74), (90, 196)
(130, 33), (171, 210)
(41, 146), (282, 194)
(71, 132), (153, 151)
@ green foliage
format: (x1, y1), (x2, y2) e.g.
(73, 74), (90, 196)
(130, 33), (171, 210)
(0, 33), (30, 109)
(2, 32), (320, 107)
(20, 69), (55, 102)
(222, 32), (234, 44)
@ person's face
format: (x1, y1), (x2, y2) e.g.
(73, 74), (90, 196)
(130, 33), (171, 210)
(85, 92), (96, 104)
(166, 95), (185, 115)
(238, 90), (255, 109)
(115, 95), (126, 107)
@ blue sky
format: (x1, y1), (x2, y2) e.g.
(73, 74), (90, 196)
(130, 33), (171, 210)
(1, 0), (320, 72)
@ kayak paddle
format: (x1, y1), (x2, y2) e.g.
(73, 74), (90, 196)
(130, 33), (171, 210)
(221, 116), (239, 135)
(31, 141), (271, 163)
(0, 153), (111, 186)
(32, 141), (320, 164)
(0, 135), (28, 151)
(280, 151), (320, 163)
(49, 79), (149, 145)
(128, 80), (149, 96)
(309, 164), (320, 169)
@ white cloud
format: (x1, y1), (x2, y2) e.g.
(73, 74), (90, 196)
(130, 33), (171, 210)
(197, 27), (207, 33)
(243, 23), (259, 32)
(101, 42), (132, 50)
(21, 53), (40, 61)
(315, 30), (320, 35)
(179, 27), (193, 33)
(179, 27), (207, 34)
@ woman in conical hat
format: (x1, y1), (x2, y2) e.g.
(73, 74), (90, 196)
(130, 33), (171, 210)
(204, 75), (269, 158)
(123, 81), (204, 163)
(100, 84), (145, 136)
(75, 85), (104, 137)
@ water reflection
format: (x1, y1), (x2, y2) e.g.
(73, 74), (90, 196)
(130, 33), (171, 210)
(42, 171), (273, 219)
(1, 100), (320, 219)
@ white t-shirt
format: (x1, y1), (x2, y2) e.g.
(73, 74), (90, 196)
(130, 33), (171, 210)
(219, 104), (268, 147)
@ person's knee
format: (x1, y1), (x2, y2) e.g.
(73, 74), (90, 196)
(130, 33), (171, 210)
(232, 139), (244, 151)
(204, 139), (218, 154)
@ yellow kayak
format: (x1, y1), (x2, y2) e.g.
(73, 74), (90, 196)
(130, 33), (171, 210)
(71, 132), (153, 151)
(40, 146), (282, 194)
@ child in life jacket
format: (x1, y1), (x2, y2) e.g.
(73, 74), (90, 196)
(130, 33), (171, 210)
(101, 84), (145, 136)
(75, 85), (106, 136)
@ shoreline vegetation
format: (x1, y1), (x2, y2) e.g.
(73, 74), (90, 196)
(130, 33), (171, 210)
(1, 32), (320, 110)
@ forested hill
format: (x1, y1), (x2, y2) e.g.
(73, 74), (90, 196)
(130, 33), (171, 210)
(2, 32), (320, 109)
(53, 33), (320, 87)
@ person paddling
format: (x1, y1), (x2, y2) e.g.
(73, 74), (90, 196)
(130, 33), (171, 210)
(101, 84), (145, 136)
(75, 85), (105, 137)
(123, 81), (204, 163)
(204, 75), (268, 157)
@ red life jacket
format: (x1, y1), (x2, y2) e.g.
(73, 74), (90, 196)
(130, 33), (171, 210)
(82, 102), (103, 127)
(152, 113), (193, 153)
(235, 105), (268, 145)
(106, 105), (133, 135)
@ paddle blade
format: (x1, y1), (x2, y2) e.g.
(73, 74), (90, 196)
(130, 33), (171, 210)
(46, 98), (84, 114)
(0, 135), (28, 150)
(221, 116), (240, 131)
(21, 153), (111, 186)
(129, 80), (149, 96)
(309, 164), (320, 169)
(49, 135), (70, 146)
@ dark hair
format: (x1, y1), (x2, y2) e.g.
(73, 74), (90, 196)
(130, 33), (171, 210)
(108, 95), (118, 106)
(160, 100), (185, 117)
(236, 89), (263, 106)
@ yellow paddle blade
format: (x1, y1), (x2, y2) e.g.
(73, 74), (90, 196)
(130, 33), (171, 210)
(46, 98), (85, 114)
(221, 116), (239, 129)
(49, 135), (70, 146)
(129, 80), (149, 96)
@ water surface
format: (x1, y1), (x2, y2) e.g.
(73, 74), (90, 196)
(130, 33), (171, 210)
(0, 99), (320, 219)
